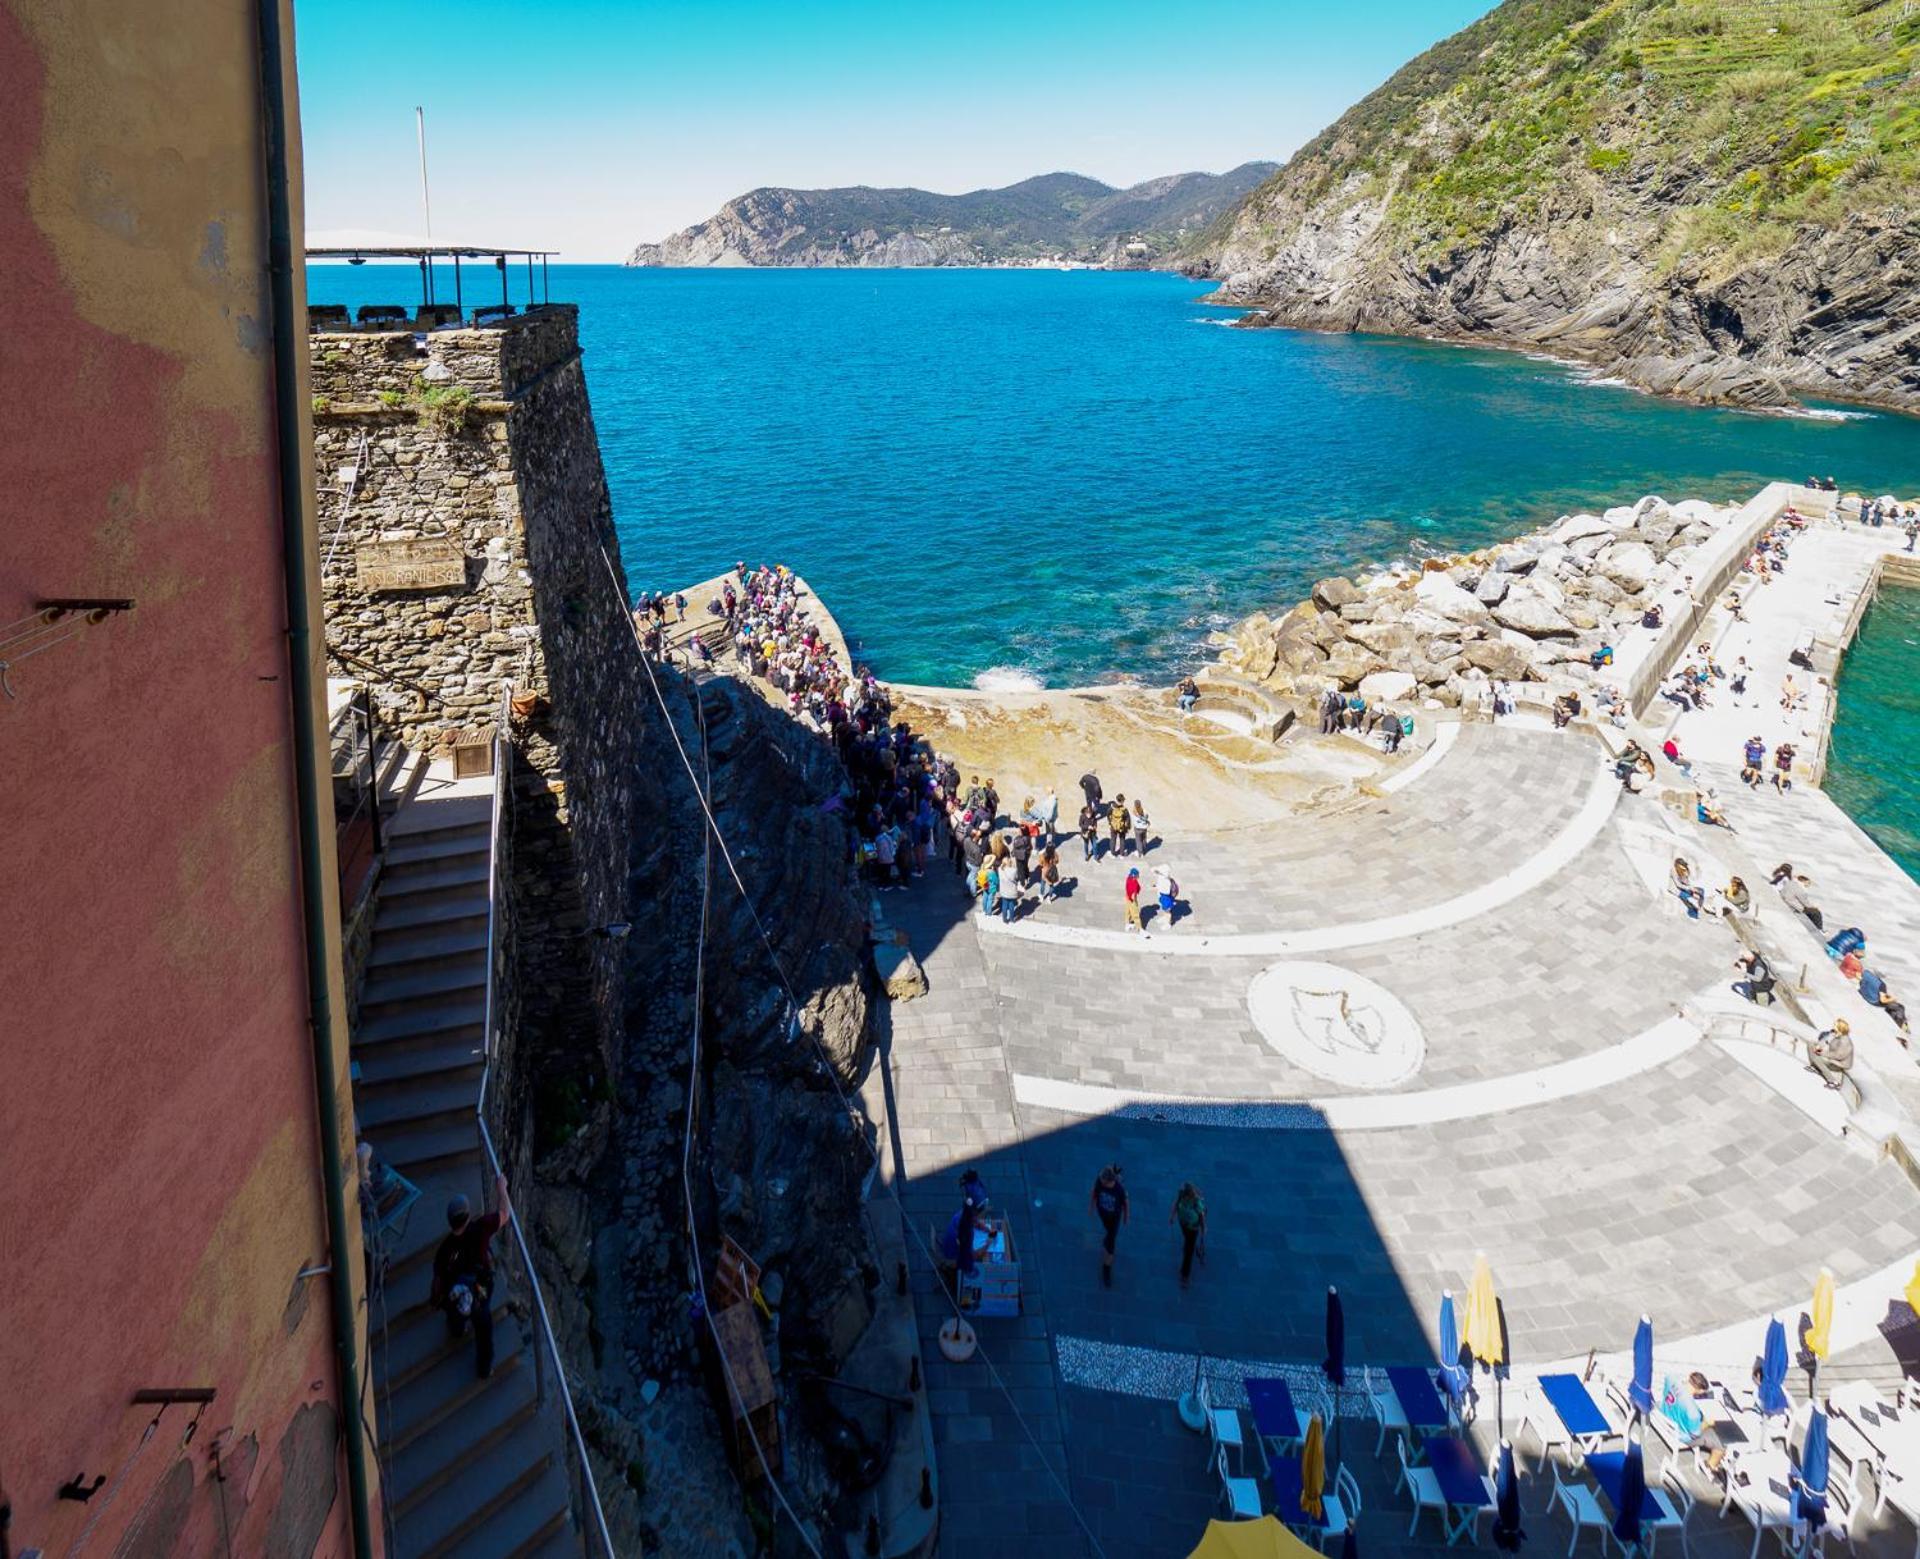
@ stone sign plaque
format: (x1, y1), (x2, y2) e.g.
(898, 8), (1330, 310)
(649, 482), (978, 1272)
(356, 537), (468, 593)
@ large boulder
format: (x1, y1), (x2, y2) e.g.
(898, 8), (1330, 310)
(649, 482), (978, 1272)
(1344, 620), (1417, 657)
(873, 943), (927, 1000)
(1311, 576), (1361, 612)
(1322, 642), (1386, 687)
(1671, 499), (1723, 527)
(1474, 573), (1511, 606)
(1306, 610), (1350, 649)
(1414, 571), (1491, 625)
(1550, 513), (1614, 546)
(1359, 670), (1417, 703)
(1494, 548), (1538, 575)
(1461, 638), (1539, 680)
(1338, 599), (1382, 623)
(1597, 541), (1659, 591)
(1491, 582), (1577, 638)
(1633, 495), (1672, 523)
(1567, 530), (1613, 560)
(1275, 632), (1329, 678)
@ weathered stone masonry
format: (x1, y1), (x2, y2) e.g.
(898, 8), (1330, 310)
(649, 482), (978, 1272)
(313, 306), (657, 1173)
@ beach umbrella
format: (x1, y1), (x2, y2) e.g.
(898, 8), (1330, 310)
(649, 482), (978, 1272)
(1323, 1286), (1346, 1388)
(1808, 1267), (1835, 1367)
(1613, 1434), (1647, 1549)
(1465, 1255), (1504, 1366)
(1629, 1314), (1654, 1417)
(1798, 1407), (1831, 1532)
(1438, 1289), (1468, 1406)
(1493, 1438), (1524, 1552)
(1300, 1413), (1326, 1521)
(1906, 1258), (1920, 1318)
(1759, 1316), (1791, 1417)
(1185, 1516), (1318, 1559)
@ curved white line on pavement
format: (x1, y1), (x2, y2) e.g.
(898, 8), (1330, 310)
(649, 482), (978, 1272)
(986, 763), (1620, 959)
(1374, 717), (1461, 795)
(1012, 1011), (1700, 1131)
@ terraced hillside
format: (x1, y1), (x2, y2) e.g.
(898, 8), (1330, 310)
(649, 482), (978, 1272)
(1189, 0), (1920, 410)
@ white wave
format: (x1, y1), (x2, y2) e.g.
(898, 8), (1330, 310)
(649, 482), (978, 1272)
(1190, 316), (1239, 327)
(1774, 406), (1874, 423)
(973, 665), (1047, 693)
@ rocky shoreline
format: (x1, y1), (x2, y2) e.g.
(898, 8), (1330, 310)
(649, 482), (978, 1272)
(1212, 493), (1743, 711)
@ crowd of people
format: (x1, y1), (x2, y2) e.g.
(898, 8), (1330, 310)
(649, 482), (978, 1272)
(1317, 684), (1410, 751)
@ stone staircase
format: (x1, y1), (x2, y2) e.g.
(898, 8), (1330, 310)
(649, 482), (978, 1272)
(354, 783), (583, 1559)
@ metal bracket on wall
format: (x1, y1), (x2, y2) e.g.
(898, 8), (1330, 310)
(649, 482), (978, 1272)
(0, 599), (134, 700)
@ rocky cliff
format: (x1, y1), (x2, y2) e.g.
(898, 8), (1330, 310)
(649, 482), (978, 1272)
(1188, 0), (1920, 411)
(629, 165), (1277, 268)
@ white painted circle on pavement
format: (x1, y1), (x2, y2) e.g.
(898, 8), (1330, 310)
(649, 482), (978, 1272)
(1246, 961), (1425, 1089)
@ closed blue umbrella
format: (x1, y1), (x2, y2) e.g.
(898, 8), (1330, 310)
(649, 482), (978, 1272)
(1798, 1408), (1830, 1532)
(1629, 1314), (1654, 1416)
(1613, 1436), (1647, 1548)
(1438, 1289), (1467, 1404)
(1493, 1438), (1524, 1552)
(1324, 1285), (1346, 1388)
(1759, 1317), (1791, 1417)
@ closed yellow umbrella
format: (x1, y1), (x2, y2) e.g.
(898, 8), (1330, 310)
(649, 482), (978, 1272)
(1300, 1412), (1326, 1520)
(1809, 1267), (1836, 1361)
(1465, 1253), (1505, 1366)
(1905, 1258), (1920, 1318)
(1186, 1515), (1321, 1559)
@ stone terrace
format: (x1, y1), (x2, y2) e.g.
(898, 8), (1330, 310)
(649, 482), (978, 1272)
(849, 502), (1920, 1555)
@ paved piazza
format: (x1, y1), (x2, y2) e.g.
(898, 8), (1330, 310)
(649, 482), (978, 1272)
(858, 509), (1920, 1558)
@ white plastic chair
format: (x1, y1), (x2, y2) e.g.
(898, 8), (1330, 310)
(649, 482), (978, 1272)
(1396, 1434), (1447, 1538)
(1522, 1385), (1575, 1468)
(1199, 1376), (1247, 1476)
(1550, 1460), (1613, 1556)
(1313, 1463), (1361, 1553)
(1217, 1443), (1263, 1520)
(1369, 1375), (1412, 1458)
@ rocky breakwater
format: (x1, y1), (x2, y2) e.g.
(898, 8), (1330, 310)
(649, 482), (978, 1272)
(1217, 495), (1739, 710)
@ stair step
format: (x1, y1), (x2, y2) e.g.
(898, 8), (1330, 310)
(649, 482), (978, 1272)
(356, 1036), (486, 1091)
(525, 1527), (587, 1559)
(376, 1282), (509, 1396)
(462, 1463), (574, 1559)
(388, 1352), (539, 1512)
(356, 1073), (481, 1134)
(384, 844), (491, 886)
(375, 892), (491, 936)
(368, 921), (489, 969)
(383, 1315), (526, 1453)
(364, 1116), (482, 1176)
(375, 858), (491, 903)
(396, 1418), (556, 1558)
(355, 1000), (485, 1050)
(389, 792), (496, 838)
(360, 951), (488, 1008)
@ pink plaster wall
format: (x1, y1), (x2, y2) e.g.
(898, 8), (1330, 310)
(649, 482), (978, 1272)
(0, 2), (370, 1553)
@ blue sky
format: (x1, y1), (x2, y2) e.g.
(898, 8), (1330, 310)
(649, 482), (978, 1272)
(296, 0), (1495, 261)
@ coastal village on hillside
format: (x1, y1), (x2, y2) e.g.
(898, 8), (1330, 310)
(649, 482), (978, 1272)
(9, 2), (1920, 1559)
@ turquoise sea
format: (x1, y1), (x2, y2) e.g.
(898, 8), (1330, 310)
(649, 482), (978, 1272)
(1829, 586), (1920, 882)
(308, 264), (1920, 868)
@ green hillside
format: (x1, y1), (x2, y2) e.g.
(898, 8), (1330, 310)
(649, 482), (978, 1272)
(1226, 0), (1919, 278)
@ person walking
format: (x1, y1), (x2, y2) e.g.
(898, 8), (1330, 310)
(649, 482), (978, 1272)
(1124, 867), (1144, 935)
(1079, 801), (1100, 862)
(1039, 787), (1060, 845)
(1108, 794), (1133, 858)
(1152, 862), (1178, 927)
(1010, 826), (1033, 890)
(1131, 796), (1152, 857)
(1170, 1181), (1207, 1287)
(1090, 1164), (1129, 1287)
(431, 1173), (511, 1378)
(1080, 771), (1103, 813)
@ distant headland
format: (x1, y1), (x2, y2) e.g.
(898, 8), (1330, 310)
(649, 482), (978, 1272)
(624, 165), (1277, 270)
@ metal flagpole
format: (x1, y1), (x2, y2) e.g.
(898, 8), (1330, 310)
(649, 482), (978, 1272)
(415, 107), (434, 302)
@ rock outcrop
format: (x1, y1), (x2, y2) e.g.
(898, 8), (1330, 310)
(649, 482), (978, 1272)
(1186, 0), (1920, 413)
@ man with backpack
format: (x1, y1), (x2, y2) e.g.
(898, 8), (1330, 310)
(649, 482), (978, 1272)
(1108, 795), (1133, 858)
(431, 1173), (511, 1379)
(1169, 1182), (1207, 1287)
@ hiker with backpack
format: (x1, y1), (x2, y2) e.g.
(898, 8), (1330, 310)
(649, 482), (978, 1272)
(1151, 862), (1179, 928)
(1108, 795), (1133, 858)
(1170, 1182), (1207, 1287)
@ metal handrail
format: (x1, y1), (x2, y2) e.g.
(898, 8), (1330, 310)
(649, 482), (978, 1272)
(473, 679), (617, 1557)
(326, 644), (435, 710)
